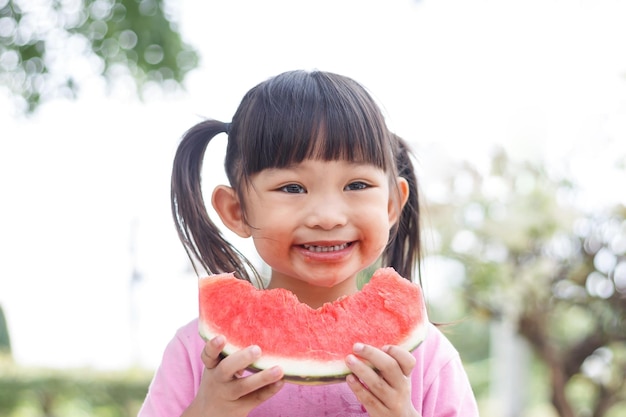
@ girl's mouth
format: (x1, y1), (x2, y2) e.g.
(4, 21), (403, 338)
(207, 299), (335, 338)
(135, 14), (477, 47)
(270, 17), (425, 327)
(302, 242), (351, 253)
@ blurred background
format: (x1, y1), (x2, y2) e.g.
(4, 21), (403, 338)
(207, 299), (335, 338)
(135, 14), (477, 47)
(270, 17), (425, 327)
(1, 0), (625, 416)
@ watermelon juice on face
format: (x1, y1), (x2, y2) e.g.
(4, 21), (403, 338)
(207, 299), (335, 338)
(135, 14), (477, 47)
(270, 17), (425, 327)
(226, 159), (401, 304)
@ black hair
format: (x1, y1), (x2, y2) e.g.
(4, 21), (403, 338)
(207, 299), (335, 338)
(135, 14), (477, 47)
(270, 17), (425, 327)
(171, 70), (422, 284)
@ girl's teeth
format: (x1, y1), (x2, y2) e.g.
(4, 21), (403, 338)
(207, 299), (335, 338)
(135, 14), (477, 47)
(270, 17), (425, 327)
(303, 243), (348, 252)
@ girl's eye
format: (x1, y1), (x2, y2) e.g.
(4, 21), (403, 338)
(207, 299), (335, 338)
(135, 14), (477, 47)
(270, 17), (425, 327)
(280, 184), (306, 194)
(345, 181), (369, 191)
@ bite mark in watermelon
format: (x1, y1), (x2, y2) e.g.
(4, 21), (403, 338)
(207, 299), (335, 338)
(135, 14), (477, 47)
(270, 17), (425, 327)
(198, 267), (428, 384)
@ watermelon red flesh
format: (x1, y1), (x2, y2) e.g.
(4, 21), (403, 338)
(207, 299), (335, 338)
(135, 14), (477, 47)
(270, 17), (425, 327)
(198, 267), (428, 384)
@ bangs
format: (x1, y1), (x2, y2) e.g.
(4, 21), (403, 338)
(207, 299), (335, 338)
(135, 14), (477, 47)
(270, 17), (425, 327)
(228, 71), (394, 183)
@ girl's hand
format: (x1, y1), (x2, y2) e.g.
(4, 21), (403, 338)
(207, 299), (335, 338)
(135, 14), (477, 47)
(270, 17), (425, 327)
(182, 335), (284, 417)
(345, 343), (421, 417)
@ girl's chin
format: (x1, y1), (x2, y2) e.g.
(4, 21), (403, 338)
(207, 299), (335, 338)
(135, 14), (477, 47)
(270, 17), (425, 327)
(299, 271), (359, 289)
(270, 260), (367, 289)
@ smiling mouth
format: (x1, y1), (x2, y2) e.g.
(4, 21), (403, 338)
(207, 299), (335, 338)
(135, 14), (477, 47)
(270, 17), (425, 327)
(302, 243), (351, 253)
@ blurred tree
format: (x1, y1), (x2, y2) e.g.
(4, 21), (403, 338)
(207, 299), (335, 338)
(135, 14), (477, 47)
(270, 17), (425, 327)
(429, 149), (626, 417)
(0, 304), (10, 356)
(0, 0), (198, 113)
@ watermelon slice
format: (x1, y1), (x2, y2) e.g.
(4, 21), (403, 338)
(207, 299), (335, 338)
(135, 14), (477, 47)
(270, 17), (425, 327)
(198, 267), (428, 384)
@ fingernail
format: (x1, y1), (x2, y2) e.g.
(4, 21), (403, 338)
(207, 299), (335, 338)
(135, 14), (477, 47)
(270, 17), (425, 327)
(212, 335), (224, 346)
(250, 345), (261, 357)
(353, 343), (364, 352)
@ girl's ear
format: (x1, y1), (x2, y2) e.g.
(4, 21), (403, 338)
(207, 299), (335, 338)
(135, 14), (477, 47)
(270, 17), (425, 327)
(211, 185), (251, 238)
(388, 177), (410, 226)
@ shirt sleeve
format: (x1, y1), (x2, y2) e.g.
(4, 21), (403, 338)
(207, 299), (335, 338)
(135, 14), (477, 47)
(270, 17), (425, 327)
(420, 354), (479, 416)
(412, 323), (480, 417)
(138, 320), (204, 417)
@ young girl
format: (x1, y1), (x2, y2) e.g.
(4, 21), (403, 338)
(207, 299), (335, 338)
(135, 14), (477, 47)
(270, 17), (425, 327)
(139, 70), (479, 417)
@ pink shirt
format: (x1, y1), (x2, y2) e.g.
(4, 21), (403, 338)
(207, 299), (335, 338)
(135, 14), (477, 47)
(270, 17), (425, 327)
(139, 320), (478, 417)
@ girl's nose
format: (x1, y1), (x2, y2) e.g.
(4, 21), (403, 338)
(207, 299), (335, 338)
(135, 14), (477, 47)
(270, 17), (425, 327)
(304, 196), (349, 230)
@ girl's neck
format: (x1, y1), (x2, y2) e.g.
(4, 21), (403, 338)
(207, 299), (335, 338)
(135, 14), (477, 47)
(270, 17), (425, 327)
(267, 275), (359, 309)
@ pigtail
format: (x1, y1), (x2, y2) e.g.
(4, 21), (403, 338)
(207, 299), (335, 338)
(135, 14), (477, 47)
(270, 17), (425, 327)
(171, 119), (259, 283)
(383, 135), (422, 283)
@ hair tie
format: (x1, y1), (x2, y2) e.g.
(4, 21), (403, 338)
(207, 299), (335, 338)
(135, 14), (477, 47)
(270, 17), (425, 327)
(224, 122), (231, 135)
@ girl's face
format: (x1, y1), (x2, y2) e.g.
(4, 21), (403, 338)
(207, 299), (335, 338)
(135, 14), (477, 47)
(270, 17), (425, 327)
(217, 159), (408, 307)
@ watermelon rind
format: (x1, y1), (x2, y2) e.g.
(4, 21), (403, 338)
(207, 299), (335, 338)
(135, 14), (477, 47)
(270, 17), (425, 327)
(200, 319), (428, 385)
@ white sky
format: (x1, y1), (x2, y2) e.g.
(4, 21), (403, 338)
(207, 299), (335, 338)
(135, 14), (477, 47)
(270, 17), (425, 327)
(1, 0), (625, 370)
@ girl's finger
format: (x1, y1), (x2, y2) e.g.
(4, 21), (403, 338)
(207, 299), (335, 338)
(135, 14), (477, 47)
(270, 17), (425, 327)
(346, 349), (393, 400)
(214, 345), (262, 382)
(201, 335), (226, 369)
(346, 373), (386, 414)
(347, 343), (415, 395)
(346, 344), (416, 415)
(351, 343), (405, 386)
(382, 345), (416, 377)
(231, 366), (285, 400)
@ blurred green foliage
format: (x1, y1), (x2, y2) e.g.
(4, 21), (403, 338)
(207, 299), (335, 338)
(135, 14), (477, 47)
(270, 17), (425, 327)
(0, 357), (152, 417)
(0, 0), (198, 113)
(0, 305), (10, 356)
(428, 148), (626, 417)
